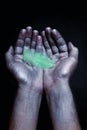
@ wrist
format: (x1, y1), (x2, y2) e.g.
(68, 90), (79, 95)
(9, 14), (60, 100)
(55, 77), (69, 86)
(45, 78), (70, 95)
(18, 82), (43, 95)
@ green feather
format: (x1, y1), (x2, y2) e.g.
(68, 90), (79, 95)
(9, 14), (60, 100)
(23, 49), (55, 69)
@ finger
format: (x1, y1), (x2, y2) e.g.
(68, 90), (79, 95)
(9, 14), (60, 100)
(45, 27), (59, 54)
(68, 42), (79, 60)
(52, 29), (68, 53)
(42, 46), (46, 55)
(5, 46), (14, 64)
(41, 30), (52, 57)
(31, 30), (38, 52)
(36, 35), (43, 53)
(24, 26), (32, 49)
(41, 31), (50, 49)
(15, 29), (26, 54)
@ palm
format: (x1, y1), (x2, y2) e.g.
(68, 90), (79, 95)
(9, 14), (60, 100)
(42, 28), (78, 89)
(5, 27), (43, 88)
(10, 58), (31, 84)
(53, 57), (74, 79)
(7, 54), (42, 86)
(44, 52), (77, 88)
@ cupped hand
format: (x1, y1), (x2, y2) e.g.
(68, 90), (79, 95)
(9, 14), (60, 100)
(5, 26), (43, 92)
(41, 27), (79, 91)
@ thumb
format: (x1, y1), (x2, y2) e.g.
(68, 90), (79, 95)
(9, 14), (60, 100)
(68, 42), (79, 60)
(5, 46), (14, 63)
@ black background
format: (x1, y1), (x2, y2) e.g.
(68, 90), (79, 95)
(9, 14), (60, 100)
(0, 2), (87, 130)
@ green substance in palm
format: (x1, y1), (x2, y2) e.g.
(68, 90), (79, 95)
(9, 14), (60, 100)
(23, 49), (55, 69)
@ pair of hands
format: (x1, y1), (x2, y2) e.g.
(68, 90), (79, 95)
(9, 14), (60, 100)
(5, 26), (79, 93)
